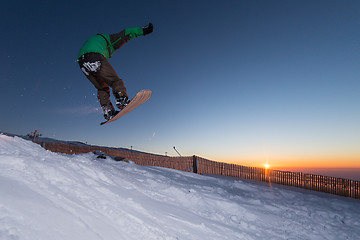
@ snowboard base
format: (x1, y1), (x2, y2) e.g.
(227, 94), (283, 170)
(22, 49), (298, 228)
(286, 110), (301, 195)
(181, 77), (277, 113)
(100, 89), (152, 125)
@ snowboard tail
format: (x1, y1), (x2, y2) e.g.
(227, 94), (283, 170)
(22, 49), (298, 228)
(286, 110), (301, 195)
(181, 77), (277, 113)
(100, 89), (152, 125)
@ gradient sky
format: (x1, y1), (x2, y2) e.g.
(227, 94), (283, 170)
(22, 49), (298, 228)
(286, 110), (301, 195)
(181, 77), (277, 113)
(1, 0), (359, 169)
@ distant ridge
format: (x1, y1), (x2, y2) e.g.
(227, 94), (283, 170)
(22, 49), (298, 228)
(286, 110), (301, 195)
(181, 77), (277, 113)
(0, 132), (166, 157)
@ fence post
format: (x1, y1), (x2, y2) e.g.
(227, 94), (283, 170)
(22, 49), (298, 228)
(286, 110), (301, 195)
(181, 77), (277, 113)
(192, 155), (198, 174)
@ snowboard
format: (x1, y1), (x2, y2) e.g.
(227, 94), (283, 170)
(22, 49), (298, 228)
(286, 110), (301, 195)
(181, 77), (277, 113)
(100, 89), (152, 125)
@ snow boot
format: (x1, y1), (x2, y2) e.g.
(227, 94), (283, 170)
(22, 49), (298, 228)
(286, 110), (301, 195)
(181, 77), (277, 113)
(114, 92), (130, 110)
(102, 105), (119, 121)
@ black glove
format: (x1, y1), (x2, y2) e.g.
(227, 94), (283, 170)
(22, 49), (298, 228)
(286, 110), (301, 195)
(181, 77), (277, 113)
(143, 23), (154, 36)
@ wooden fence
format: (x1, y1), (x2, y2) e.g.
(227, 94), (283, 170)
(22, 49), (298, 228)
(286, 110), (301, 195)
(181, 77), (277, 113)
(37, 142), (360, 199)
(39, 142), (195, 172)
(196, 156), (360, 199)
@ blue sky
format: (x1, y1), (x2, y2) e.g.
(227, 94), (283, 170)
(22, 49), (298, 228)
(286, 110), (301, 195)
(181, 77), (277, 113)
(1, 0), (359, 168)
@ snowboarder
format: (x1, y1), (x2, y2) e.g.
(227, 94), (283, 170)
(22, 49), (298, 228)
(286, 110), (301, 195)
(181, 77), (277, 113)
(77, 23), (154, 121)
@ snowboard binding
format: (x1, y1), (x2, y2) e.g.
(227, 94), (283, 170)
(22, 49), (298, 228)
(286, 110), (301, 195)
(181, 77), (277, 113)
(114, 92), (131, 110)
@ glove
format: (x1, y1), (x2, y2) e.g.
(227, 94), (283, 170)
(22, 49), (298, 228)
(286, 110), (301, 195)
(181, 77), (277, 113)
(143, 23), (154, 36)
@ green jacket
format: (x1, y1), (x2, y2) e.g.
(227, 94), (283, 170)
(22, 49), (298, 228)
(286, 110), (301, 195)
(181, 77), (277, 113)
(78, 27), (144, 59)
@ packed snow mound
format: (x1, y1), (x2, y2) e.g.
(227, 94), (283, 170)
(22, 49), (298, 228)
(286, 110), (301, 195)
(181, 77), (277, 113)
(0, 135), (359, 240)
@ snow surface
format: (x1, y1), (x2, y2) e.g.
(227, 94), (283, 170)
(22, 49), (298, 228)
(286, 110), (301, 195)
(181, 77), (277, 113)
(0, 135), (360, 240)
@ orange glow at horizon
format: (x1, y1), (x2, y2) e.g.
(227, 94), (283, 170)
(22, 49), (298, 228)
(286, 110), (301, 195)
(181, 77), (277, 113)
(215, 155), (360, 169)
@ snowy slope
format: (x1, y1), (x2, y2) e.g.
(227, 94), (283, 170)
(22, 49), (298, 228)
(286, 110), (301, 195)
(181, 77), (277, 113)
(0, 135), (359, 240)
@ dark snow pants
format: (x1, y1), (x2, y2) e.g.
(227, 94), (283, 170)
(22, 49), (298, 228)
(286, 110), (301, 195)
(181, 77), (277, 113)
(78, 52), (127, 110)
